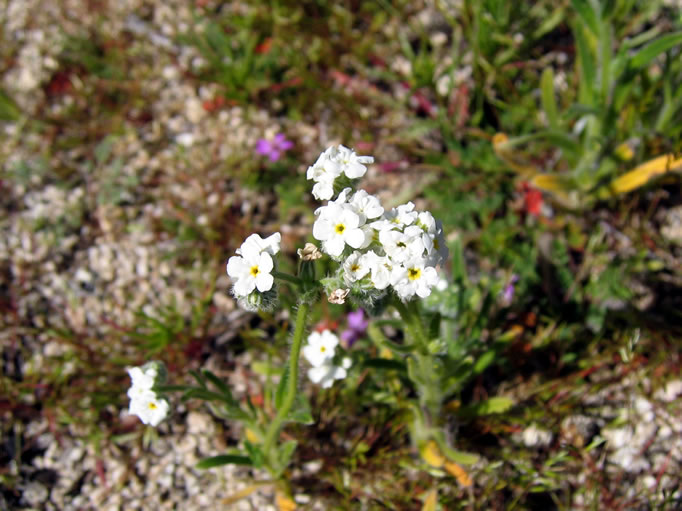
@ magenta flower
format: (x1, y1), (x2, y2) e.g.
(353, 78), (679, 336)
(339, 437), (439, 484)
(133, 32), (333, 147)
(256, 133), (293, 162)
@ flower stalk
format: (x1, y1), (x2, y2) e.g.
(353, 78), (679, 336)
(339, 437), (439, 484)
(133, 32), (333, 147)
(262, 300), (310, 466)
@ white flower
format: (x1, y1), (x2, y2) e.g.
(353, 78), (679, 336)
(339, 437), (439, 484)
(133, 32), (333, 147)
(127, 363), (169, 427)
(302, 330), (339, 367)
(392, 258), (439, 300)
(307, 147), (343, 201)
(371, 202), (418, 231)
(237, 232), (281, 257)
(129, 390), (170, 427)
(349, 190), (384, 223)
(361, 250), (393, 290)
(307, 357), (352, 388)
(379, 226), (425, 263)
(333, 145), (374, 179)
(306, 146), (374, 200)
(416, 212), (448, 265)
(313, 204), (367, 257)
(226, 251), (275, 297)
(342, 251), (371, 284)
(127, 366), (156, 392)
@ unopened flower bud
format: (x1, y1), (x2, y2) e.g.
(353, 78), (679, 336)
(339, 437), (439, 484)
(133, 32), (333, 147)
(328, 288), (350, 304)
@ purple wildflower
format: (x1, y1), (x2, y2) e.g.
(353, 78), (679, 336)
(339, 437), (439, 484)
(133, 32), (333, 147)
(340, 309), (368, 348)
(256, 133), (293, 162)
(501, 274), (519, 303)
(347, 309), (368, 332)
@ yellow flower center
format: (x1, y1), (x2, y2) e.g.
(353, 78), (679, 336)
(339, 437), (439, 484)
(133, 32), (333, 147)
(350, 263), (360, 272)
(408, 268), (421, 281)
(148, 402), (157, 410)
(250, 265), (260, 277)
(335, 223), (346, 234)
(320, 346), (326, 353)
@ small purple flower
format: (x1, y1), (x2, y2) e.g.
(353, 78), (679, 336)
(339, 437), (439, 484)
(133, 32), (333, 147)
(255, 133), (293, 162)
(340, 309), (368, 348)
(501, 274), (519, 303)
(347, 309), (368, 332)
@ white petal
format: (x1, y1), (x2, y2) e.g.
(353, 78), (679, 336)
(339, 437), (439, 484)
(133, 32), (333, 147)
(255, 272), (274, 292)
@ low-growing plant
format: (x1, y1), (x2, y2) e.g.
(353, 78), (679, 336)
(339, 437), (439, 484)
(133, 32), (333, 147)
(123, 145), (527, 503)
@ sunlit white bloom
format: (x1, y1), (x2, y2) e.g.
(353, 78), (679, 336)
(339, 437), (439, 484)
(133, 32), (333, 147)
(303, 330), (339, 367)
(349, 190), (384, 222)
(379, 226), (425, 263)
(226, 251), (275, 297)
(392, 258), (439, 300)
(313, 204), (367, 257)
(237, 232), (281, 257)
(127, 363), (169, 427)
(129, 390), (170, 427)
(342, 251), (371, 284)
(307, 146), (374, 200)
(127, 366), (156, 393)
(416, 212), (448, 264)
(370, 202), (418, 231)
(361, 250), (392, 290)
(307, 357), (352, 388)
(332, 145), (374, 179)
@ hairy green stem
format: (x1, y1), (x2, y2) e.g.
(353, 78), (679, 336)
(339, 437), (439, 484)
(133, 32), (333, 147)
(393, 299), (428, 350)
(263, 301), (309, 464)
(272, 271), (303, 287)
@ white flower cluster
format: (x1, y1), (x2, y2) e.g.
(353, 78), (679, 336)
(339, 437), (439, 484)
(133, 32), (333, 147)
(127, 363), (169, 427)
(312, 185), (448, 302)
(226, 233), (281, 305)
(306, 145), (374, 201)
(302, 330), (351, 388)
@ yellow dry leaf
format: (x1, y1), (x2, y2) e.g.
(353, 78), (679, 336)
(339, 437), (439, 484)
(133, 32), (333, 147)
(530, 173), (572, 193)
(422, 488), (438, 511)
(276, 492), (297, 511)
(444, 461), (473, 487)
(492, 132), (538, 177)
(609, 154), (682, 195)
(420, 440), (445, 469)
(245, 427), (260, 444)
(221, 484), (262, 505)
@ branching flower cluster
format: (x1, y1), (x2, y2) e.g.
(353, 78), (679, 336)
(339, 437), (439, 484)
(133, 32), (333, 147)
(126, 362), (169, 427)
(306, 145), (374, 200)
(312, 186), (448, 303)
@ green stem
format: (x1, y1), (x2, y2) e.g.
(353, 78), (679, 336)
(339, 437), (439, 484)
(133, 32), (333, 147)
(272, 271), (303, 287)
(263, 301), (309, 463)
(393, 299), (428, 350)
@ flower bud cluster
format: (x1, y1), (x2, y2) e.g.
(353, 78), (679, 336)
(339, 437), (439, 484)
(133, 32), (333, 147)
(312, 182), (448, 302)
(126, 362), (169, 427)
(302, 330), (351, 388)
(226, 233), (281, 310)
(306, 145), (374, 200)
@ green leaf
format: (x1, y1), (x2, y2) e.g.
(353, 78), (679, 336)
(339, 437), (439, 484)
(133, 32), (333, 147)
(196, 454), (252, 469)
(287, 394), (314, 425)
(540, 68), (560, 130)
(363, 358), (407, 372)
(629, 31), (682, 70)
(244, 441), (265, 468)
(571, 0), (600, 36)
(275, 364), (289, 411)
(472, 350), (496, 374)
(573, 22), (596, 105)
(458, 396), (515, 417)
(278, 440), (298, 469)
(202, 370), (234, 403)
